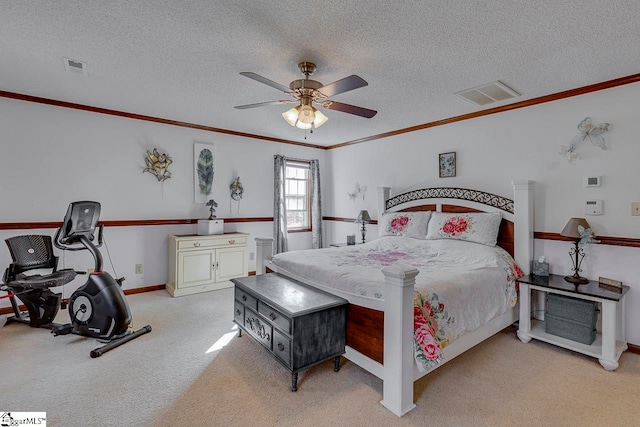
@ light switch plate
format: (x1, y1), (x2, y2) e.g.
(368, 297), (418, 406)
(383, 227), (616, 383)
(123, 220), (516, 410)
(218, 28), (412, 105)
(585, 200), (603, 215)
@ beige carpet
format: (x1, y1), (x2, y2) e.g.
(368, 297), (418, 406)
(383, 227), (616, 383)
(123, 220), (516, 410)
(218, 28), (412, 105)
(1, 288), (639, 426)
(155, 328), (640, 427)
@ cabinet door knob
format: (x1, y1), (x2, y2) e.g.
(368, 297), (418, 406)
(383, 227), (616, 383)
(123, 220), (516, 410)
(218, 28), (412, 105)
(277, 342), (285, 351)
(242, 295), (247, 301)
(236, 309), (241, 316)
(228, 239), (235, 244)
(269, 312), (277, 320)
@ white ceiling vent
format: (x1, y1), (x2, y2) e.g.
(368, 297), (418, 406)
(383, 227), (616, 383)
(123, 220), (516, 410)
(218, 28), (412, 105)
(455, 81), (520, 106)
(63, 57), (88, 77)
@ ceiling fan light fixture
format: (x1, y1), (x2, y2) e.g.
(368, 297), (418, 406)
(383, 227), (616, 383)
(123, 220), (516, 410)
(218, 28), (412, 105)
(282, 104), (329, 129)
(238, 62), (376, 132)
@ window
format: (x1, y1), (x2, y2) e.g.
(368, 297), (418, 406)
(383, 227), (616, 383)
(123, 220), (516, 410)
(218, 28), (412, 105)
(285, 160), (311, 231)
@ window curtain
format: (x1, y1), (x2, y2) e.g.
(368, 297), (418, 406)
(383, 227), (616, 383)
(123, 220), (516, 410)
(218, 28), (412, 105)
(310, 159), (323, 249)
(273, 155), (288, 254)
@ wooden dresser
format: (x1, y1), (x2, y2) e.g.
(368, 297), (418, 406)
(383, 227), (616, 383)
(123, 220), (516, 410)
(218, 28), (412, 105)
(167, 233), (248, 297)
(232, 273), (348, 391)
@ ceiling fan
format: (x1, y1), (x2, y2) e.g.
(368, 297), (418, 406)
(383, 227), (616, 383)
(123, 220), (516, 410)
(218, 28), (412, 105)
(234, 62), (377, 131)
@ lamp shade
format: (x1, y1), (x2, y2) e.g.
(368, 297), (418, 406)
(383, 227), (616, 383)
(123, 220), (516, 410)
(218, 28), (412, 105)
(295, 120), (312, 130)
(282, 107), (300, 126)
(298, 105), (315, 124)
(313, 110), (328, 128)
(355, 210), (371, 223)
(560, 218), (592, 238)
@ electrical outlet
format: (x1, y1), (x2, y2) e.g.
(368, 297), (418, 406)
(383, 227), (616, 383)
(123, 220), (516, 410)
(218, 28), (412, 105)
(633, 202), (640, 216)
(249, 252), (255, 261)
(135, 264), (143, 274)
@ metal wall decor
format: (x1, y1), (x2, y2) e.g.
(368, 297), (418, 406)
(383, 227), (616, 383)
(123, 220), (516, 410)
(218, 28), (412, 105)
(143, 148), (172, 182)
(386, 187), (514, 213)
(439, 152), (456, 177)
(230, 176), (244, 214)
(348, 182), (367, 201)
(560, 117), (610, 163)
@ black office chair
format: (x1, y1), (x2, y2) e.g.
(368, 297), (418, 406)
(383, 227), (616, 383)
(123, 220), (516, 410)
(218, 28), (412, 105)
(2, 235), (77, 327)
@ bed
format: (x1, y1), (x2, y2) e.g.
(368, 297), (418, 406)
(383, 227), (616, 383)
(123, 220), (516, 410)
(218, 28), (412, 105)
(255, 181), (534, 416)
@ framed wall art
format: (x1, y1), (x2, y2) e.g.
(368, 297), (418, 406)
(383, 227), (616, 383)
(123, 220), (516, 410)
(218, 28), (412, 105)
(439, 152), (456, 178)
(194, 142), (215, 203)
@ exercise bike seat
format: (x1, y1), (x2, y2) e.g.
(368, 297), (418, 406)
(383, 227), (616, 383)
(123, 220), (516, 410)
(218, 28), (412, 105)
(8, 269), (77, 289)
(3, 235), (76, 288)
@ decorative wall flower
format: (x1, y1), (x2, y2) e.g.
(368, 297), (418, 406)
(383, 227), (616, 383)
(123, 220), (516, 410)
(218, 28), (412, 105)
(143, 148), (172, 182)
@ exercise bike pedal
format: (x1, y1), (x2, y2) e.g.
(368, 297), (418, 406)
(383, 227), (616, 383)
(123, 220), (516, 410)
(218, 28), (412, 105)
(51, 323), (74, 336)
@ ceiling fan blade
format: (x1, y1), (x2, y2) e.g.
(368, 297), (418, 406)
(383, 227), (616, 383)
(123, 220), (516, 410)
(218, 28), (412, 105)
(239, 72), (291, 93)
(234, 100), (294, 109)
(318, 75), (368, 98)
(323, 101), (377, 118)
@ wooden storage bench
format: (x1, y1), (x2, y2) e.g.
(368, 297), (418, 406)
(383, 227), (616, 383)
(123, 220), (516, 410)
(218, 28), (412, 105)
(232, 273), (348, 391)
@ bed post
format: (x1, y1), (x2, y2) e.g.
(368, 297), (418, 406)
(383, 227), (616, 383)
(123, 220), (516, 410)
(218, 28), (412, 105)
(378, 187), (391, 216)
(512, 180), (534, 275)
(380, 266), (419, 417)
(255, 237), (273, 275)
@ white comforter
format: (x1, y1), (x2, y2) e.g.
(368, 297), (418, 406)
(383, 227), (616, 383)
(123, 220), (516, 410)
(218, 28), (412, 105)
(272, 236), (521, 370)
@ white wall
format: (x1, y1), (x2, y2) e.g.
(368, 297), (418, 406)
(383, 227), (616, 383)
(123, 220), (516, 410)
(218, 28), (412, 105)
(3, 81), (640, 346)
(0, 98), (324, 300)
(325, 82), (640, 345)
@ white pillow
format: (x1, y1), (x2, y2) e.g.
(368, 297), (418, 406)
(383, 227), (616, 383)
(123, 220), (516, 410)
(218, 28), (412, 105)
(379, 211), (431, 239)
(426, 212), (502, 246)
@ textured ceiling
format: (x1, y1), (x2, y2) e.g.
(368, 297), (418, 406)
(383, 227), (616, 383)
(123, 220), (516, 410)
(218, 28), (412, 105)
(2, 1), (640, 147)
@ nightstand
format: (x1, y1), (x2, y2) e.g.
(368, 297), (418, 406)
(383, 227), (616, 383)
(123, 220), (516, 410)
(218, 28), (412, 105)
(517, 273), (629, 371)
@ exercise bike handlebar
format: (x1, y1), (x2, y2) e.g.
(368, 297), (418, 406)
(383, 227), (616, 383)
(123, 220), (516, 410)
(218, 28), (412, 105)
(54, 224), (104, 251)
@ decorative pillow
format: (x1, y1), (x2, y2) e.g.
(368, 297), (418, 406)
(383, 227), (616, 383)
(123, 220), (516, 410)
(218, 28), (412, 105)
(426, 212), (502, 246)
(379, 211), (431, 239)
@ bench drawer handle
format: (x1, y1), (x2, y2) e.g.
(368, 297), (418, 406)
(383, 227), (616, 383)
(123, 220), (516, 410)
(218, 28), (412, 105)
(242, 295), (247, 301)
(278, 342), (285, 352)
(236, 309), (241, 316)
(269, 312), (277, 320)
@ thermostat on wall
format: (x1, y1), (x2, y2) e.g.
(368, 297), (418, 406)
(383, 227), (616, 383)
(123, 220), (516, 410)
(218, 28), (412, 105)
(585, 200), (603, 215)
(583, 176), (603, 187)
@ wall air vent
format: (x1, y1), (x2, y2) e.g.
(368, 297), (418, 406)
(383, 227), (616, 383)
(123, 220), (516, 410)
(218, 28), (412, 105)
(455, 81), (520, 106)
(63, 57), (88, 77)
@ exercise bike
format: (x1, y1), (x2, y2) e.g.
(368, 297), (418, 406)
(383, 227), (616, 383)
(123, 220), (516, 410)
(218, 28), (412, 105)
(1, 201), (151, 357)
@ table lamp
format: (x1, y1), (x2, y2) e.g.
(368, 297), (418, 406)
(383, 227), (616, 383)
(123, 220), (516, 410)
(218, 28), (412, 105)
(560, 217), (592, 285)
(355, 210), (371, 244)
